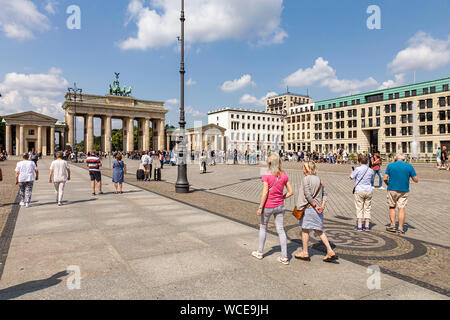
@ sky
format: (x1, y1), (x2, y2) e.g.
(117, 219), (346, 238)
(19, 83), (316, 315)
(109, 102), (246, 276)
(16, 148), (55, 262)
(0, 0), (449, 139)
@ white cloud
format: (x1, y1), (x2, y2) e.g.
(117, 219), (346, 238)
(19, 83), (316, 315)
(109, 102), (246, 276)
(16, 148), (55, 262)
(119, 0), (287, 50)
(186, 78), (196, 86)
(0, 0), (50, 40)
(284, 57), (378, 93)
(388, 32), (450, 73)
(239, 91), (278, 108)
(0, 68), (69, 120)
(378, 73), (406, 90)
(164, 98), (179, 110)
(185, 106), (205, 118)
(221, 74), (256, 93)
(44, 1), (57, 15)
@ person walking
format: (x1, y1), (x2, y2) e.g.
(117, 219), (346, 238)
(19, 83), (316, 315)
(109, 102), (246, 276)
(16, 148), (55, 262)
(370, 151), (384, 189)
(15, 153), (39, 208)
(350, 155), (375, 231)
(112, 153), (126, 194)
(252, 153), (293, 265)
(86, 151), (103, 195)
(384, 153), (419, 234)
(49, 151), (71, 206)
(436, 147), (442, 169)
(294, 161), (338, 262)
(199, 150), (207, 173)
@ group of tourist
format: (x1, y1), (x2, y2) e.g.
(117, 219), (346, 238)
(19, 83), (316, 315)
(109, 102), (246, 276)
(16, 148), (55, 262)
(436, 146), (450, 170)
(253, 151), (419, 265)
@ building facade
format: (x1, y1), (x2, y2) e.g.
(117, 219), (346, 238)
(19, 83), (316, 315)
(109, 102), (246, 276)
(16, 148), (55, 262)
(3, 111), (67, 156)
(284, 77), (450, 157)
(208, 108), (284, 152)
(265, 92), (313, 115)
(166, 124), (226, 153)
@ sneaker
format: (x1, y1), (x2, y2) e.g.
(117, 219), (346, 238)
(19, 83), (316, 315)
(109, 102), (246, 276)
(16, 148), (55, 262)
(363, 224), (371, 231)
(251, 251), (263, 260)
(58, 202), (62, 206)
(278, 257), (290, 265)
(19, 201), (25, 206)
(377, 186), (384, 190)
(25, 203), (30, 208)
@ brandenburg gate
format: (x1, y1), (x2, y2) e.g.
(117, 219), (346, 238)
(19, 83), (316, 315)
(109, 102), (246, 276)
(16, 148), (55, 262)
(62, 93), (167, 153)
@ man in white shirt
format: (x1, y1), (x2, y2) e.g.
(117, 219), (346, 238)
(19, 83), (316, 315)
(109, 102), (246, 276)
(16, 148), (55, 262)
(141, 151), (152, 181)
(49, 151), (71, 206)
(15, 153), (39, 208)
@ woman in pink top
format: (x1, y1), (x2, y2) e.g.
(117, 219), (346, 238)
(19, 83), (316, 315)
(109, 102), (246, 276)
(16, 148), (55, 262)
(252, 153), (293, 265)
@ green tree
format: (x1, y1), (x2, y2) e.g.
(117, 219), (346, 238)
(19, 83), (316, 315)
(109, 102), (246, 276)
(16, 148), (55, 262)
(111, 129), (123, 151)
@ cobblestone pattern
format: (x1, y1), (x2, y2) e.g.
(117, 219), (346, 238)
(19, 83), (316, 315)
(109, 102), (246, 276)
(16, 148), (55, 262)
(0, 160), (20, 279)
(87, 161), (449, 296)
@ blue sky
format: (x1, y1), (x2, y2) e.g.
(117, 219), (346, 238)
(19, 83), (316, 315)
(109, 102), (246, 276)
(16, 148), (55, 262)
(0, 0), (449, 135)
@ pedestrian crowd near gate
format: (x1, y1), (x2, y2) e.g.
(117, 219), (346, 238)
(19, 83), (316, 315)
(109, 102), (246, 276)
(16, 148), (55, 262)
(0, 143), (441, 266)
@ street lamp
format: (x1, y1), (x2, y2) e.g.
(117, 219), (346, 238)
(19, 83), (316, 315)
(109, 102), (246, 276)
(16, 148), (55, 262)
(175, 0), (190, 193)
(67, 83), (82, 163)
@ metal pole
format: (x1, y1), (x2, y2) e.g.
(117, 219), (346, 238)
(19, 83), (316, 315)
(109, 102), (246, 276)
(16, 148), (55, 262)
(175, 0), (189, 193)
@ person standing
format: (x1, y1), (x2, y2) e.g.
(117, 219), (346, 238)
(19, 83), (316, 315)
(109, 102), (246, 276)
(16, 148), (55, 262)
(370, 152), (384, 189)
(436, 147), (442, 169)
(86, 151), (103, 195)
(350, 155), (375, 231)
(199, 150), (207, 174)
(252, 153), (293, 265)
(15, 153), (39, 208)
(112, 153), (126, 194)
(384, 153), (419, 234)
(49, 151), (71, 206)
(152, 153), (161, 181)
(294, 161), (338, 262)
(30, 148), (39, 166)
(441, 146), (449, 171)
(141, 151), (151, 181)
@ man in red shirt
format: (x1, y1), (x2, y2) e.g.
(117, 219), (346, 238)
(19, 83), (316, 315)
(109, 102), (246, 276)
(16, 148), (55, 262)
(86, 151), (103, 195)
(371, 152), (384, 189)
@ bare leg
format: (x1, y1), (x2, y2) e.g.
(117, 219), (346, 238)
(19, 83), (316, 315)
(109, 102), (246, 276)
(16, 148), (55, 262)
(398, 208), (406, 230)
(388, 207), (397, 226)
(98, 181), (102, 193)
(301, 229), (310, 255)
(119, 183), (123, 193)
(114, 183), (118, 193)
(314, 230), (335, 255)
(91, 180), (96, 194)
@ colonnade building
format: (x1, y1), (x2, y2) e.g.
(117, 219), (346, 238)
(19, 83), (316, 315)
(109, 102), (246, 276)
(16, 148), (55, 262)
(2, 93), (168, 156)
(285, 77), (450, 157)
(208, 107), (284, 152)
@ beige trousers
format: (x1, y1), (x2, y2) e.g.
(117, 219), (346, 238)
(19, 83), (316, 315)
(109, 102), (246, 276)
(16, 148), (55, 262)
(354, 190), (373, 220)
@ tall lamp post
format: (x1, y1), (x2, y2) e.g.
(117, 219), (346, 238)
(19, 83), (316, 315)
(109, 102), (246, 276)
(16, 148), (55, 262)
(67, 83), (82, 163)
(175, 0), (190, 193)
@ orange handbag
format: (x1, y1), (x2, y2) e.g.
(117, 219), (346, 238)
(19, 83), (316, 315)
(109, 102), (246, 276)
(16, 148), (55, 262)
(292, 181), (322, 220)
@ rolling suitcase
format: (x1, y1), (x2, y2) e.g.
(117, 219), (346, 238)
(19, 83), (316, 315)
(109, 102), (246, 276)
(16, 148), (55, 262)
(136, 169), (145, 181)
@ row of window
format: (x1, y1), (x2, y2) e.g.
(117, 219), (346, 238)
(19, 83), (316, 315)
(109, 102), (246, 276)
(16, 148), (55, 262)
(230, 133), (282, 142)
(230, 121), (283, 131)
(229, 114), (280, 122)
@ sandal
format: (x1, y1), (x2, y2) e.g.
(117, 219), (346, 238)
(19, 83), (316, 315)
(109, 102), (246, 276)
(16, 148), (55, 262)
(323, 253), (339, 262)
(386, 225), (397, 233)
(397, 229), (405, 234)
(294, 252), (311, 261)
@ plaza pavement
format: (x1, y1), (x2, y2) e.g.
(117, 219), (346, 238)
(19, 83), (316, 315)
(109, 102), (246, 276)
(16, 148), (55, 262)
(0, 159), (447, 300)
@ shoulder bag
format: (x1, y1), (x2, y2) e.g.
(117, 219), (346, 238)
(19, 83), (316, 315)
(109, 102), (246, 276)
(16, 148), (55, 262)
(292, 179), (322, 220)
(353, 167), (369, 194)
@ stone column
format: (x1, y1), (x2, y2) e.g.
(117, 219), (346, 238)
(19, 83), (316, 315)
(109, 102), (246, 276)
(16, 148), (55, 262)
(143, 118), (150, 151)
(5, 124), (11, 155)
(137, 119), (143, 151)
(67, 113), (75, 148)
(60, 131), (66, 151)
(151, 120), (157, 150)
(50, 127), (55, 155)
(158, 119), (165, 151)
(222, 135), (225, 152)
(127, 117), (134, 152)
(42, 127), (48, 156)
(19, 125), (24, 155)
(122, 118), (127, 152)
(86, 114), (94, 153)
(100, 117), (105, 153)
(104, 116), (112, 154)
(37, 126), (42, 154)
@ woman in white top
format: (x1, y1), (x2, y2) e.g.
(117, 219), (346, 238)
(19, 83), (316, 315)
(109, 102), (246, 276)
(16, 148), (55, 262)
(15, 153), (39, 208)
(49, 151), (71, 206)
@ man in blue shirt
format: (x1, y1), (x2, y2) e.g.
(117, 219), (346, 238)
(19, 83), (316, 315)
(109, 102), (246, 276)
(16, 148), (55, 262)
(383, 153), (419, 234)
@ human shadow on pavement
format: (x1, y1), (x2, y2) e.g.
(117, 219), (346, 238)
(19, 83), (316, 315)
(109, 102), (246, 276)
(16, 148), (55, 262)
(0, 271), (69, 300)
